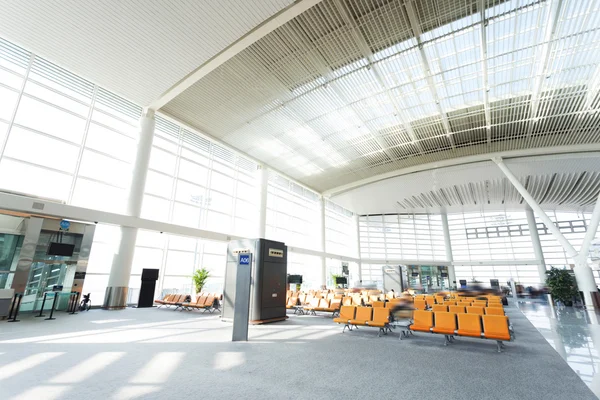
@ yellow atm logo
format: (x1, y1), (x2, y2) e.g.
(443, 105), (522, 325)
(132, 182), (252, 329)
(268, 248), (284, 257)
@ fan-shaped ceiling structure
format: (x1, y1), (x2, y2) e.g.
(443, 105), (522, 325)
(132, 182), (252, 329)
(330, 153), (600, 214)
(162, 0), (600, 192)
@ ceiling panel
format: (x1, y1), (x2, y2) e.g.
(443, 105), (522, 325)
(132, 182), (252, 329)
(0, 0), (294, 104)
(331, 153), (600, 214)
(161, 0), (600, 192)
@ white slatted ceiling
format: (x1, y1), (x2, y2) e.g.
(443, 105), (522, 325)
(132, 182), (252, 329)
(162, 0), (600, 192)
(331, 153), (600, 214)
(0, 0), (293, 104)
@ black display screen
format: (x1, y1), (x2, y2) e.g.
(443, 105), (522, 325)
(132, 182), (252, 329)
(47, 242), (75, 257)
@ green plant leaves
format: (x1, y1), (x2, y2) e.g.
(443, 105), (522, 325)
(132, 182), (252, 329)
(545, 267), (579, 304)
(192, 268), (211, 293)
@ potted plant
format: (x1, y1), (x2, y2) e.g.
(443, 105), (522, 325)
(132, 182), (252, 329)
(546, 267), (579, 306)
(192, 267), (211, 294)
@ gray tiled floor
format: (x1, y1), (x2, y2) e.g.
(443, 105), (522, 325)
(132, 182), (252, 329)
(519, 302), (600, 399)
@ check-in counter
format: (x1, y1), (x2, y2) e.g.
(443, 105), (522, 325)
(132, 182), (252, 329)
(0, 288), (15, 319)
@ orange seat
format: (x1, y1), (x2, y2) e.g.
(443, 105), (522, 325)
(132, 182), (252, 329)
(304, 298), (319, 311)
(155, 294), (173, 305)
(482, 315), (511, 341)
(368, 308), (390, 337)
(457, 313), (482, 337)
(386, 299), (401, 308)
(485, 307), (505, 316)
(325, 299), (342, 312)
(333, 306), (356, 325)
(410, 310), (433, 332)
(372, 301), (385, 308)
(449, 305), (465, 313)
(414, 299), (427, 310)
(314, 298), (330, 311)
(342, 297), (353, 306)
(349, 307), (372, 326)
(432, 312), (457, 335)
(368, 307), (390, 327)
(432, 304), (448, 312)
(467, 306), (485, 315)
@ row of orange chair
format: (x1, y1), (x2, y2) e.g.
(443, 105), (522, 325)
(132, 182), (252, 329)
(304, 297), (342, 316)
(410, 310), (512, 351)
(155, 293), (220, 312)
(181, 295), (219, 313)
(155, 294), (191, 310)
(414, 299), (503, 310)
(431, 304), (504, 315)
(334, 306), (391, 336)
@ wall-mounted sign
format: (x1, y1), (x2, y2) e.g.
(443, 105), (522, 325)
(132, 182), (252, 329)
(268, 248), (284, 258)
(74, 272), (87, 280)
(59, 220), (70, 230)
(239, 254), (251, 266)
(232, 248), (251, 254)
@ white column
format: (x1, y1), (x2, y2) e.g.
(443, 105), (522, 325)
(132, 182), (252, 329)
(104, 109), (155, 309)
(258, 166), (268, 238)
(355, 214), (362, 284)
(320, 197), (327, 288)
(440, 212), (456, 289)
(494, 157), (597, 308)
(579, 191), (600, 262)
(525, 207), (547, 285)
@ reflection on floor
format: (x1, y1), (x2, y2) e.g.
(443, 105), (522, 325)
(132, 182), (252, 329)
(0, 306), (596, 400)
(519, 302), (600, 399)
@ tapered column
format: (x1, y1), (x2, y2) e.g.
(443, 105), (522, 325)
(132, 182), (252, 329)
(494, 157), (596, 308)
(104, 109), (155, 309)
(525, 207), (547, 285)
(441, 212), (456, 289)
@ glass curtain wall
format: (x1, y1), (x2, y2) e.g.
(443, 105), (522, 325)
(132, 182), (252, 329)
(324, 200), (358, 257)
(0, 38), (141, 210)
(359, 214), (446, 261)
(359, 210), (600, 289)
(266, 172), (321, 251)
(287, 252), (321, 291)
(141, 117), (260, 237)
(83, 226), (228, 301)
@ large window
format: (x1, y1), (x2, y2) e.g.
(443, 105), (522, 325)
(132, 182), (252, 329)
(142, 122), (260, 237)
(359, 214), (446, 261)
(0, 37), (140, 210)
(454, 264), (542, 287)
(325, 200), (358, 257)
(447, 211), (535, 262)
(266, 172), (321, 250)
(287, 252), (321, 291)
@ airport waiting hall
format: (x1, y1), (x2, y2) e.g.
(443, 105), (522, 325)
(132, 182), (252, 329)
(1, 0), (600, 399)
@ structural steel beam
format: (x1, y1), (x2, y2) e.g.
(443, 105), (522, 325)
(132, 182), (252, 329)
(404, 0), (455, 149)
(493, 157), (577, 256)
(149, 0), (323, 110)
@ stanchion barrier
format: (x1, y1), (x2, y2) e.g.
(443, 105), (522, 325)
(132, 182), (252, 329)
(7, 292), (18, 320)
(7, 293), (23, 322)
(68, 292), (80, 315)
(36, 292), (49, 318)
(45, 293), (59, 321)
